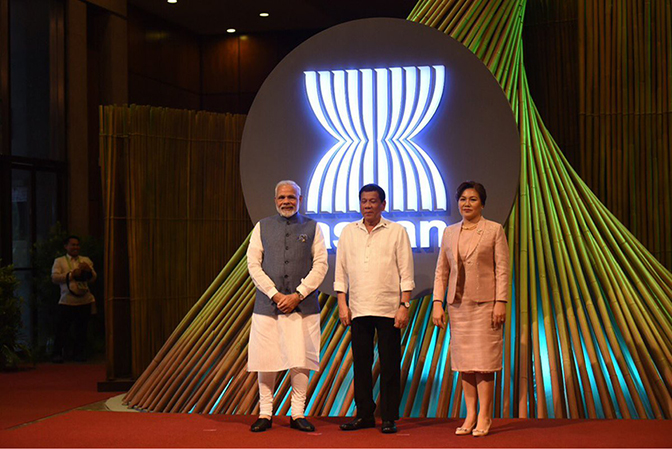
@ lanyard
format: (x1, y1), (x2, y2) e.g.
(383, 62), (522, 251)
(65, 256), (79, 270)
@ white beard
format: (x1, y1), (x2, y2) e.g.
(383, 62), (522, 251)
(276, 205), (297, 218)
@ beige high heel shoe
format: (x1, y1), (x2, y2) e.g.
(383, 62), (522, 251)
(455, 425), (475, 435)
(472, 418), (492, 437)
(472, 428), (489, 437)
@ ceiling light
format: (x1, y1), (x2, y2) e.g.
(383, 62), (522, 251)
(226, 28), (236, 33)
(167, 0), (177, 3)
(259, 12), (269, 17)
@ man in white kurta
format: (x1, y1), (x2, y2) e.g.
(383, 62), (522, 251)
(247, 180), (328, 432)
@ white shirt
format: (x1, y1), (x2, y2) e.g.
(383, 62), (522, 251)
(247, 220), (328, 300)
(51, 254), (97, 305)
(334, 217), (415, 319)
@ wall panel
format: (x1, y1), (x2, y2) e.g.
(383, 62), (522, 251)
(201, 31), (315, 114)
(128, 5), (200, 110)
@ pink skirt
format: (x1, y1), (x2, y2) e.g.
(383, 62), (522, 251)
(448, 299), (503, 372)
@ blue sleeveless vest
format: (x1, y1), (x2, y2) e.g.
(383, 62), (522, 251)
(253, 213), (320, 316)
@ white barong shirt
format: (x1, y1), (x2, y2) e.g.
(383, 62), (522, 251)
(334, 218), (415, 319)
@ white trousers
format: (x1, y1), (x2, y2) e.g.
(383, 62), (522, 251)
(258, 368), (310, 419)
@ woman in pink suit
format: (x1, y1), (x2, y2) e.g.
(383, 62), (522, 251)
(432, 181), (509, 437)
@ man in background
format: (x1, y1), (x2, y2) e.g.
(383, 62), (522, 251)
(51, 235), (96, 363)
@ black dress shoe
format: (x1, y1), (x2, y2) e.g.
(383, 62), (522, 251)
(290, 417), (315, 432)
(250, 417), (272, 432)
(381, 420), (397, 433)
(340, 417), (376, 431)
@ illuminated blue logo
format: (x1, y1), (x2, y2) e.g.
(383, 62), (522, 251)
(304, 65), (449, 250)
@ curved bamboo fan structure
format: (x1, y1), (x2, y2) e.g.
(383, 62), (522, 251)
(123, 0), (672, 419)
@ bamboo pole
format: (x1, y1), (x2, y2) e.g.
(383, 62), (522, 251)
(420, 323), (448, 417)
(403, 299), (437, 416)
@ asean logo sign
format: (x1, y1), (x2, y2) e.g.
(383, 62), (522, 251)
(240, 18), (520, 296)
(303, 65), (449, 250)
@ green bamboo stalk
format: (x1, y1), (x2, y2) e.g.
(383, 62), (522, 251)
(128, 260), (251, 408)
(404, 299), (437, 416)
(420, 322), (448, 416)
(142, 266), (251, 409)
(502, 200), (516, 418)
(435, 336), (454, 417)
(166, 281), (256, 412)
(320, 340), (354, 415)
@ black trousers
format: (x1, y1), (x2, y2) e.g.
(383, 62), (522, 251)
(54, 303), (90, 360)
(351, 316), (401, 421)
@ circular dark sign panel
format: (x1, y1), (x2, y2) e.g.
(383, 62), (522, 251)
(241, 18), (520, 296)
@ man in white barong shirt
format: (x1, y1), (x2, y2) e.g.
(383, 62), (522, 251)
(246, 180), (328, 432)
(335, 183), (415, 434)
(51, 235), (97, 363)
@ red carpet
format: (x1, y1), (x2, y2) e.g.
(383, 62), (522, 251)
(1, 411), (671, 448)
(1, 365), (670, 447)
(0, 363), (116, 429)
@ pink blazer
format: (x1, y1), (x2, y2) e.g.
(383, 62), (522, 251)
(433, 218), (510, 304)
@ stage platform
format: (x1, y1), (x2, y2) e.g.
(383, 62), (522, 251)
(2, 408), (672, 448)
(1, 364), (671, 448)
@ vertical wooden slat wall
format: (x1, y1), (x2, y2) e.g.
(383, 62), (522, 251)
(522, 1), (580, 170)
(100, 105), (251, 378)
(122, 0), (672, 419)
(578, 0), (672, 271)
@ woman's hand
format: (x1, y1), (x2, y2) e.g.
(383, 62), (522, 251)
(492, 301), (507, 329)
(432, 302), (446, 329)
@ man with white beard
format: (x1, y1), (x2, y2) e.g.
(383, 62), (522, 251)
(246, 180), (328, 432)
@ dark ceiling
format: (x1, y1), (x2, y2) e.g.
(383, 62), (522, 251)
(128, 0), (419, 35)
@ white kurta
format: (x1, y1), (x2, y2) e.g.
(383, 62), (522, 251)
(247, 312), (321, 372)
(246, 216), (327, 372)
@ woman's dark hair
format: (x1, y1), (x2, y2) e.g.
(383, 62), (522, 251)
(359, 183), (386, 202)
(455, 181), (487, 205)
(63, 235), (80, 246)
